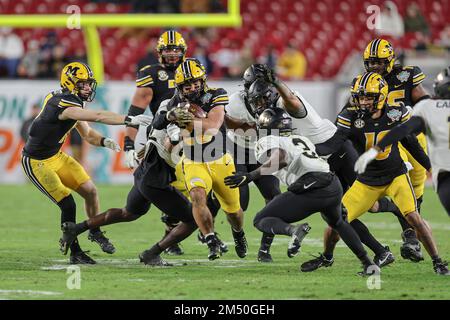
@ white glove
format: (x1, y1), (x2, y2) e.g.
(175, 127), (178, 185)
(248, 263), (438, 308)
(124, 149), (139, 169)
(166, 123), (180, 144)
(103, 138), (121, 152)
(354, 147), (379, 174)
(125, 114), (153, 126)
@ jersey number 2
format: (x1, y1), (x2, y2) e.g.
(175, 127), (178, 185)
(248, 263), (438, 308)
(365, 130), (392, 160)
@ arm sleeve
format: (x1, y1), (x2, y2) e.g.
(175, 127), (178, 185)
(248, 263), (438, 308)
(135, 66), (155, 88)
(377, 116), (425, 150)
(152, 99), (171, 130)
(411, 66), (426, 87)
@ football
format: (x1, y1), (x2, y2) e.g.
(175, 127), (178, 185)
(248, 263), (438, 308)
(186, 102), (207, 119)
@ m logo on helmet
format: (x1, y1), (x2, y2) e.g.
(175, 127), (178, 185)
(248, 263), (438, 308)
(66, 66), (80, 76)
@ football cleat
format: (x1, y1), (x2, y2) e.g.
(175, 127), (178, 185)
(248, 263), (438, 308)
(357, 263), (381, 277)
(233, 232), (248, 259)
(88, 230), (116, 254)
(164, 243), (184, 256)
(257, 249), (273, 263)
(433, 260), (450, 276)
(287, 223), (311, 258)
(300, 253), (334, 272)
(139, 250), (173, 266)
(198, 232), (229, 253)
(60, 222), (77, 255)
(374, 246), (395, 267)
(70, 251), (96, 264)
(400, 229), (424, 262)
(206, 236), (222, 261)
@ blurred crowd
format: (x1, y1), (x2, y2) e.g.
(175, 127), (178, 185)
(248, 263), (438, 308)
(0, 1), (449, 80)
(0, 28), (87, 79)
(375, 1), (450, 52)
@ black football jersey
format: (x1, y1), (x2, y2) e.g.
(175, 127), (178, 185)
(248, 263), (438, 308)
(169, 87), (229, 162)
(135, 63), (176, 115)
(385, 65), (425, 107)
(23, 90), (83, 160)
(335, 104), (412, 186)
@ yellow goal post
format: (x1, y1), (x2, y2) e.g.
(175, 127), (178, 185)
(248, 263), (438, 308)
(0, 0), (241, 83)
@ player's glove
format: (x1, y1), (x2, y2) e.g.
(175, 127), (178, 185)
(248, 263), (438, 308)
(224, 171), (257, 189)
(167, 123), (181, 144)
(254, 64), (278, 85)
(103, 138), (121, 152)
(125, 149), (139, 169)
(124, 114), (153, 126)
(354, 147), (379, 174)
(166, 104), (194, 125)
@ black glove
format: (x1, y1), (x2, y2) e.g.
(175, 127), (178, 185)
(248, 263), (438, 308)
(224, 171), (256, 189)
(254, 64), (278, 85)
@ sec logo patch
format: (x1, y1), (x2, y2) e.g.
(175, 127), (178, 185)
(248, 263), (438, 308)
(354, 118), (365, 128)
(158, 70), (169, 81)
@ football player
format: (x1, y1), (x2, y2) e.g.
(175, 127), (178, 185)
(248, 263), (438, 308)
(153, 59), (248, 260)
(356, 67), (450, 220)
(239, 65), (396, 265)
(124, 30), (187, 256)
(224, 64), (282, 263)
(22, 62), (153, 264)
(361, 38), (431, 259)
(225, 108), (380, 276)
(312, 72), (448, 275)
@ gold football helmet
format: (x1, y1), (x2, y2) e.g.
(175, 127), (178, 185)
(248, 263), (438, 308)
(156, 30), (187, 69)
(351, 72), (389, 114)
(175, 59), (207, 102)
(60, 62), (97, 102)
(363, 39), (395, 76)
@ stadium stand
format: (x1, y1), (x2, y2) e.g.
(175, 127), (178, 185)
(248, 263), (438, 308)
(0, 0), (448, 80)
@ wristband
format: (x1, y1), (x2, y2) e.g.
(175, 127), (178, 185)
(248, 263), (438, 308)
(100, 137), (106, 147)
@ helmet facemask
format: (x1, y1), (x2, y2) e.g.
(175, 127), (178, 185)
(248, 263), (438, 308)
(159, 45), (185, 70)
(179, 79), (205, 103)
(364, 57), (391, 76)
(353, 91), (383, 115)
(74, 79), (97, 102)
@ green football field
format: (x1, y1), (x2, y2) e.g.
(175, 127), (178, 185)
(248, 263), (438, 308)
(0, 184), (449, 300)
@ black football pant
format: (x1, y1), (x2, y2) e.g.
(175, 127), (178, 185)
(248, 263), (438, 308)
(253, 176), (368, 260)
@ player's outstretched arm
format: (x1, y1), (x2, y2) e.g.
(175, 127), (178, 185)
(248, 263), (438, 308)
(59, 107), (152, 126)
(224, 114), (256, 131)
(75, 121), (121, 151)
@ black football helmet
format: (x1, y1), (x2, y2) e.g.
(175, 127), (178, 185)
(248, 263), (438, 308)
(247, 78), (279, 115)
(242, 64), (265, 91)
(257, 107), (292, 137)
(433, 66), (450, 99)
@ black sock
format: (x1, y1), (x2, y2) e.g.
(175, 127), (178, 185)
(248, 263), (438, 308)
(359, 254), (373, 267)
(58, 195), (76, 225)
(70, 238), (82, 254)
(75, 221), (89, 235)
(259, 233), (274, 252)
(90, 227), (101, 233)
(378, 197), (399, 213)
(416, 196), (423, 214)
(148, 243), (163, 255)
(324, 253), (334, 260)
(350, 219), (386, 256)
(232, 229), (244, 239)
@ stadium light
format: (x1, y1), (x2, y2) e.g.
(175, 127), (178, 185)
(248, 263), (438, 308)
(0, 0), (241, 83)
